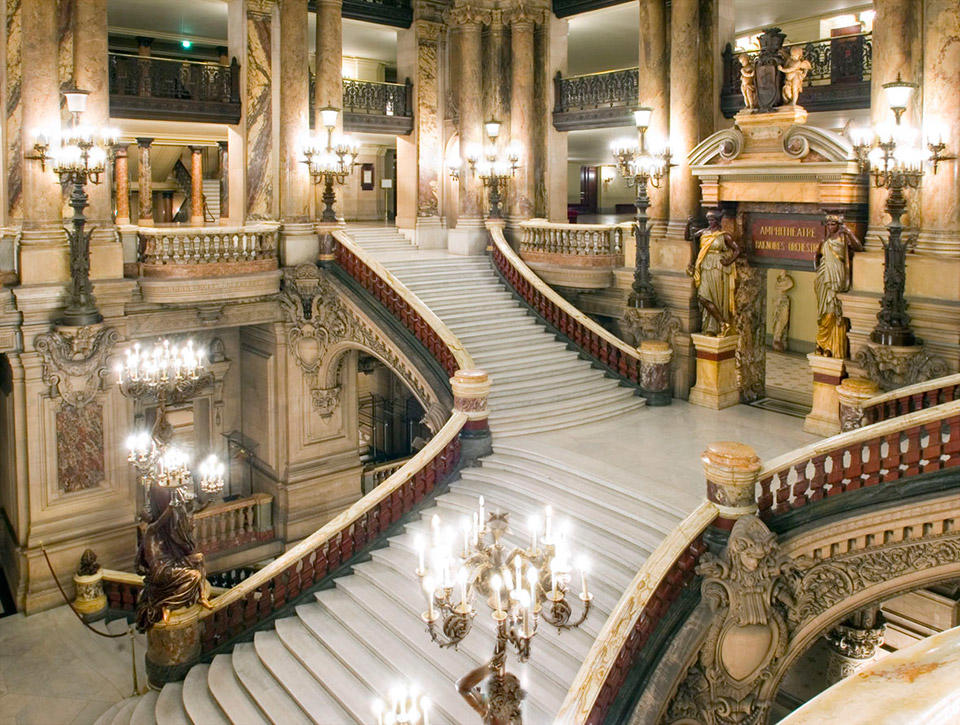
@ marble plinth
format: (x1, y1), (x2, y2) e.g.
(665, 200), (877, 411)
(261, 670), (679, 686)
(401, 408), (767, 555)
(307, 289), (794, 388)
(689, 333), (739, 410)
(804, 353), (846, 436)
(146, 603), (203, 687)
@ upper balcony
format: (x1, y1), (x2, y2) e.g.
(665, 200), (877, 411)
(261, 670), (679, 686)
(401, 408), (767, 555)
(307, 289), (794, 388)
(553, 31), (872, 131)
(310, 74), (414, 135)
(109, 53), (241, 124)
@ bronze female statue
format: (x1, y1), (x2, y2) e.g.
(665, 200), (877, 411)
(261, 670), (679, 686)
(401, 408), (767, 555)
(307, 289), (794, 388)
(135, 484), (211, 632)
(686, 210), (742, 336)
(815, 214), (862, 358)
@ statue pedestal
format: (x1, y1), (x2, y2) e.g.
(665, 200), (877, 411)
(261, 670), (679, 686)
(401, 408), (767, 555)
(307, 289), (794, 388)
(72, 571), (107, 622)
(639, 340), (673, 406)
(689, 333), (739, 410)
(734, 105), (809, 154)
(146, 603), (203, 688)
(804, 353), (845, 436)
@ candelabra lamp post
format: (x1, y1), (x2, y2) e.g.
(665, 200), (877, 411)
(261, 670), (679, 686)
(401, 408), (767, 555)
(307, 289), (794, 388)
(28, 87), (119, 326)
(372, 685), (432, 725)
(301, 107), (360, 223)
(115, 338), (226, 632)
(415, 498), (591, 722)
(611, 107), (672, 309)
(850, 75), (953, 347)
(448, 120), (521, 221)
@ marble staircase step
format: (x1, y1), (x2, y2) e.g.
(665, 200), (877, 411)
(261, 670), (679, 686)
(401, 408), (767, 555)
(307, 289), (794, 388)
(155, 683), (190, 725)
(488, 378), (625, 411)
(183, 664), (230, 725)
(490, 396), (646, 437)
(94, 701), (125, 725)
(130, 690), (159, 725)
(207, 655), (266, 724)
(487, 386), (640, 423)
(232, 642), (311, 724)
(253, 631), (355, 725)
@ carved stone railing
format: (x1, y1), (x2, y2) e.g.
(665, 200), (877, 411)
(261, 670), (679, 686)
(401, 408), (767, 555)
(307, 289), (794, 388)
(102, 569), (144, 613)
(138, 224), (279, 278)
(193, 231), (474, 657)
(309, 73), (414, 134)
(363, 456), (413, 492)
(192, 493), (275, 555)
(553, 67), (638, 130)
(489, 221), (644, 385)
(557, 399), (960, 723)
(108, 53), (241, 124)
(721, 32), (871, 117)
(858, 373), (960, 427)
(518, 219), (626, 290)
(758, 400), (960, 518)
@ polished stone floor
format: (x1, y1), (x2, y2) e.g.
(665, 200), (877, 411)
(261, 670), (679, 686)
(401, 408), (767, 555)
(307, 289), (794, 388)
(0, 402), (815, 724)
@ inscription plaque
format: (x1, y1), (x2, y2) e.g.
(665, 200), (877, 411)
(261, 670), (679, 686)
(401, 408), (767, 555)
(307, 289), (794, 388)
(744, 212), (824, 270)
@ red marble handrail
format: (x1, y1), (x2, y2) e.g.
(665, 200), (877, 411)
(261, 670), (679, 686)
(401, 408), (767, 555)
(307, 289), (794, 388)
(488, 222), (643, 385)
(758, 400), (960, 516)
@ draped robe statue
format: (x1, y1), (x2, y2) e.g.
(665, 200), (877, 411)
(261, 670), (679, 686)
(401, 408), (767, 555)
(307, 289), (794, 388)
(814, 215), (862, 358)
(687, 211), (742, 336)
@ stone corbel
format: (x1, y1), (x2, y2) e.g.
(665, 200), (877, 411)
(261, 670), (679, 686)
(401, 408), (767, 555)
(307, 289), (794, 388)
(35, 325), (120, 409)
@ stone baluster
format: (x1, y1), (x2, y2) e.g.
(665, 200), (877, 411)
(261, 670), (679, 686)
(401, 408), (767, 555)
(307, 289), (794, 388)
(189, 146), (205, 225)
(137, 138), (154, 224)
(279, 0), (314, 265)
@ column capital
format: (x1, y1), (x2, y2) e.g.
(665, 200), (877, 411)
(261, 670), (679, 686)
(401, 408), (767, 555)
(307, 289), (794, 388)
(112, 143), (128, 158)
(188, 145), (205, 154)
(248, 0), (278, 16)
(445, 3), (491, 29)
(217, 140), (229, 151)
(415, 18), (444, 42)
(136, 137), (154, 148)
(505, 4), (546, 27)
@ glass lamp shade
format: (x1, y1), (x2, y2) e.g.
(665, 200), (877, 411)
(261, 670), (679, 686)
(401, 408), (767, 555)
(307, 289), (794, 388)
(484, 120), (501, 140)
(633, 106), (653, 130)
(319, 107), (340, 130)
(881, 75), (917, 116)
(464, 143), (482, 165)
(492, 159), (512, 177)
(506, 140), (522, 164)
(848, 125), (874, 148)
(63, 87), (90, 115)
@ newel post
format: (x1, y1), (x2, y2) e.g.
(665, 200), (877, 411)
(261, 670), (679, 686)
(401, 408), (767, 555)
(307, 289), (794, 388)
(837, 377), (880, 431)
(146, 603), (204, 687)
(702, 441), (761, 550)
(452, 368), (492, 463)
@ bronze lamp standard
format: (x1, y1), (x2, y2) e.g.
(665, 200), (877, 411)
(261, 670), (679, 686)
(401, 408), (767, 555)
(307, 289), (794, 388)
(611, 107), (672, 309)
(28, 87), (119, 327)
(449, 120), (521, 220)
(301, 107), (360, 223)
(850, 75), (954, 347)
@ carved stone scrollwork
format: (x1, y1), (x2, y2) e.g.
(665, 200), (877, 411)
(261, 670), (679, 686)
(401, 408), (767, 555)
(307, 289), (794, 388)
(35, 325), (119, 409)
(666, 516), (808, 725)
(620, 307), (682, 350)
(854, 344), (950, 391)
(278, 264), (439, 426)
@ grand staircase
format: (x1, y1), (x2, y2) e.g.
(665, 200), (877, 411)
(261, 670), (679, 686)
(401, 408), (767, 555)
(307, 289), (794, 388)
(97, 226), (684, 725)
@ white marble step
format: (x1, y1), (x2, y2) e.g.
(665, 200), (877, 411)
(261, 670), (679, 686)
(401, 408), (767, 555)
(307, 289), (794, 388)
(130, 690), (159, 725)
(489, 377), (624, 411)
(232, 642), (311, 725)
(490, 359), (598, 386)
(206, 655), (264, 724)
(488, 386), (640, 423)
(253, 631), (355, 725)
(491, 397), (646, 437)
(183, 664), (231, 725)
(155, 683), (190, 725)
(275, 614), (379, 723)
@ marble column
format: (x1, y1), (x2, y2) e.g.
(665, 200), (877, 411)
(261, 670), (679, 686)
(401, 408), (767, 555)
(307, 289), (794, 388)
(19, 0), (67, 285)
(160, 191), (174, 223)
(279, 0), (314, 263)
(189, 146), (205, 225)
(6, 0), (23, 223)
(919, 0), (960, 256)
(244, 3), (276, 221)
(447, 4), (488, 254)
(314, 0), (343, 121)
(217, 141), (229, 223)
(137, 138), (154, 224)
(638, 0), (669, 231)
(114, 146), (131, 225)
(668, 0), (702, 241)
(508, 7), (537, 224)
(542, 14), (569, 223)
(868, 0), (922, 243)
(412, 20), (445, 248)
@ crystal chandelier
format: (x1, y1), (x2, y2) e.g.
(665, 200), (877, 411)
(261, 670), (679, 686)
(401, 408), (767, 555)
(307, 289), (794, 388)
(848, 75), (954, 347)
(372, 685), (432, 725)
(415, 498), (590, 720)
(301, 107), (360, 223)
(611, 107), (673, 309)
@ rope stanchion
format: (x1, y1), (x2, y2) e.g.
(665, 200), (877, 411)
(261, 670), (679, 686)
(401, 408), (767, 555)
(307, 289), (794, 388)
(40, 544), (142, 695)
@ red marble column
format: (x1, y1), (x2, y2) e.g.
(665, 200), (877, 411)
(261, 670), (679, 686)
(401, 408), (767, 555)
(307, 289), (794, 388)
(189, 146), (204, 225)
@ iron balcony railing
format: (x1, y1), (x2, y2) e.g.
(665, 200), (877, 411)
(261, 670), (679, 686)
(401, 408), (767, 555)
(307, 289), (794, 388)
(554, 66), (638, 113)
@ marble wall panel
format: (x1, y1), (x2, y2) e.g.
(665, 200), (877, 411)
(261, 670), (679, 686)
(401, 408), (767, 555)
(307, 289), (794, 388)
(56, 401), (104, 493)
(416, 21), (442, 218)
(6, 0), (22, 220)
(245, 9), (274, 220)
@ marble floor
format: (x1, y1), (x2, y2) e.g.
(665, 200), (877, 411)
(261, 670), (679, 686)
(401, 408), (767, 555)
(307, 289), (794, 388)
(0, 401), (815, 725)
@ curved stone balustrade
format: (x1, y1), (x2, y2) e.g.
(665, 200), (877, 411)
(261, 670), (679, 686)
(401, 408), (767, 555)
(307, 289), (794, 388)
(844, 373), (960, 429)
(192, 493), (275, 555)
(489, 221), (644, 385)
(557, 400), (960, 723)
(518, 219), (626, 290)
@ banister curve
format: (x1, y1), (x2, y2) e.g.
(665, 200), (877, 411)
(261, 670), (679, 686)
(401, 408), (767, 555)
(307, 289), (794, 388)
(487, 221), (643, 377)
(555, 501), (717, 724)
(861, 372), (960, 413)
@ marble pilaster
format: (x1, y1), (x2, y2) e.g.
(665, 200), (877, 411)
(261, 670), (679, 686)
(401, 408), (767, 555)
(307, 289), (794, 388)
(409, 20), (445, 248)
(189, 147), (205, 225)
(19, 0), (67, 284)
(113, 146), (130, 226)
(541, 14), (569, 223)
(508, 7), (537, 223)
(136, 138), (153, 223)
(919, 0), (960, 256)
(5, 0), (23, 222)
(217, 141), (229, 223)
(637, 0), (669, 230)
(245, 3), (276, 221)
(279, 0), (315, 263)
